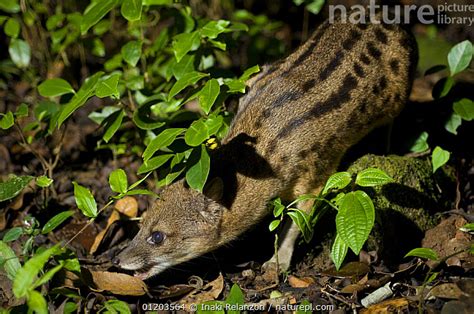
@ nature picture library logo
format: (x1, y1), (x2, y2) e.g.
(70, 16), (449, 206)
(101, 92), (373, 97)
(329, 0), (474, 26)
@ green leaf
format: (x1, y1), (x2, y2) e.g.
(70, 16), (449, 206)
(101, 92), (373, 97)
(444, 113), (462, 135)
(185, 145), (210, 192)
(38, 78), (75, 97)
(26, 290), (48, 314)
(432, 146), (450, 173)
(32, 263), (64, 289)
(172, 31), (201, 62)
(142, 128), (185, 161)
(81, 0), (118, 35)
(460, 223), (474, 232)
(9, 38), (30, 68)
(132, 107), (165, 130)
(448, 40), (473, 76)
(410, 131), (429, 153)
(0, 111), (14, 129)
(103, 109), (124, 143)
(105, 53), (122, 71)
(36, 176), (53, 188)
(13, 244), (60, 298)
(96, 73), (121, 98)
(72, 182), (97, 218)
(295, 300), (313, 314)
(336, 191), (375, 254)
(287, 209), (312, 242)
(240, 65), (260, 81)
(143, 0), (173, 5)
(91, 38), (105, 57)
(306, 0), (325, 14)
(453, 98), (474, 121)
(205, 115), (223, 136)
(225, 79), (246, 94)
(172, 54), (195, 80)
(168, 71), (208, 100)
(41, 210), (74, 234)
(103, 300), (131, 314)
(138, 154), (173, 174)
(404, 248), (439, 261)
(15, 103), (28, 118)
(208, 39), (226, 51)
(4, 17), (20, 38)
(2, 227), (23, 242)
(0, 0), (20, 13)
(57, 72), (104, 127)
(432, 77), (454, 99)
(124, 189), (157, 196)
(272, 198), (285, 217)
(225, 284), (245, 314)
(185, 119), (209, 146)
(89, 106), (121, 124)
(0, 175), (33, 202)
(426, 272), (439, 284)
(121, 0), (142, 21)
(331, 234), (348, 271)
(355, 168), (393, 187)
(121, 40), (142, 67)
(322, 172), (352, 194)
(0, 240), (21, 280)
(288, 209), (310, 231)
(269, 220), (281, 232)
(199, 79), (220, 114)
(201, 20), (230, 39)
(109, 169), (128, 194)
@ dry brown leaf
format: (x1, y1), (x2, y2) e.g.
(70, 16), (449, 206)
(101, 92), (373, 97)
(89, 270), (148, 296)
(288, 275), (313, 288)
(89, 210), (120, 254)
(159, 284), (196, 299)
(361, 298), (410, 313)
(114, 196), (138, 218)
(179, 273), (224, 310)
(0, 210), (8, 231)
(341, 283), (366, 294)
(323, 261), (370, 278)
(429, 283), (464, 300)
(9, 194), (24, 210)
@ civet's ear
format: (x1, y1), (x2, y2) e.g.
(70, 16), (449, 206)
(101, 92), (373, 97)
(203, 177), (224, 202)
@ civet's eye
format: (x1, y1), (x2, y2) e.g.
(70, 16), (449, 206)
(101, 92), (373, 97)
(148, 231), (165, 245)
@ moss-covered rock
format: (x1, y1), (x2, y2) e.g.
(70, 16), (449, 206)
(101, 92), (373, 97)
(347, 154), (454, 262)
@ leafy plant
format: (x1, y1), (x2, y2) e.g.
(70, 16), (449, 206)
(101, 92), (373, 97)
(413, 39), (473, 172)
(271, 168), (393, 270)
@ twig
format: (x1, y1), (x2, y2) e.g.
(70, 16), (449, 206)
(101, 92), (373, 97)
(62, 199), (114, 248)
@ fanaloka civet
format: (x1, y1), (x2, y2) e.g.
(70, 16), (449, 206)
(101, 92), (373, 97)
(113, 14), (418, 279)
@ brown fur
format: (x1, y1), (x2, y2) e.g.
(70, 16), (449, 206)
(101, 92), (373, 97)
(114, 16), (417, 279)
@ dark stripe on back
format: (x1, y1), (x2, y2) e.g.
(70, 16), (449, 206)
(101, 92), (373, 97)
(353, 63), (365, 77)
(374, 28), (388, 44)
(267, 74), (358, 152)
(291, 21), (331, 68)
(319, 51), (344, 81)
(379, 76), (387, 89)
(302, 79), (316, 92)
(367, 42), (382, 59)
(357, 23), (368, 30)
(360, 54), (371, 65)
(262, 91), (301, 118)
(342, 30), (362, 50)
(390, 59), (400, 74)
